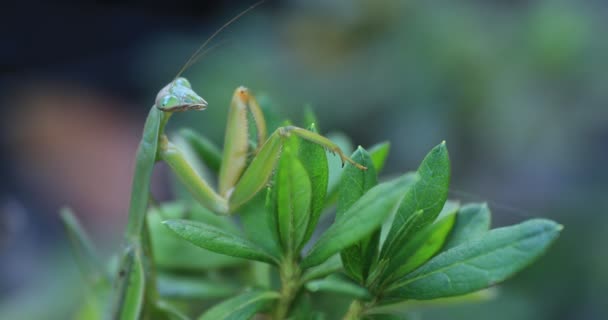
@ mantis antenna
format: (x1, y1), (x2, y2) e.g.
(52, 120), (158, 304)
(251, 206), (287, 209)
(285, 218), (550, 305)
(173, 0), (267, 81)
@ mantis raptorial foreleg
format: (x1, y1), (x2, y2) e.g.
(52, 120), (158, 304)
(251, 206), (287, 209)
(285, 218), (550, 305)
(158, 84), (366, 215)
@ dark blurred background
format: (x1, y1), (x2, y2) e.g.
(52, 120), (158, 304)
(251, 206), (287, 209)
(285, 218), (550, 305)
(1, 0), (606, 319)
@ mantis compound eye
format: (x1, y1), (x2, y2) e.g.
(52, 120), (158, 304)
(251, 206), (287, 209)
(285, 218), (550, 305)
(160, 95), (180, 108)
(174, 77), (192, 89)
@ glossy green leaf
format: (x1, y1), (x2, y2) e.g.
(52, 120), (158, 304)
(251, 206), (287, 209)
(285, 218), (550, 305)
(302, 173), (419, 269)
(299, 123), (329, 247)
(444, 203), (492, 249)
(368, 142), (391, 174)
(385, 219), (562, 300)
(198, 290), (280, 320)
(306, 275), (371, 300)
(381, 142), (450, 261)
(149, 206), (244, 271)
(337, 147), (378, 283)
(163, 220), (279, 265)
(386, 213), (457, 282)
(277, 139), (312, 252)
(157, 274), (238, 300)
(370, 288), (497, 313)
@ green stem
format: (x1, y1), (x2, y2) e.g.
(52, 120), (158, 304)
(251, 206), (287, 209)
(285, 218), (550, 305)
(343, 300), (365, 320)
(274, 258), (301, 320)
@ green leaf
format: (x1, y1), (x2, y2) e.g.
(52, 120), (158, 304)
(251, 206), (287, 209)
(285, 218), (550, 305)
(306, 275), (371, 300)
(60, 207), (109, 287)
(385, 219), (562, 300)
(364, 314), (406, 320)
(337, 147), (378, 283)
(302, 173), (419, 269)
(188, 203), (241, 234)
(163, 220), (279, 265)
(325, 132), (354, 206)
(337, 147), (378, 218)
(149, 206), (244, 271)
(156, 300), (190, 320)
(301, 255), (343, 283)
(157, 274), (238, 300)
(386, 213), (457, 281)
(179, 128), (223, 174)
(381, 142), (450, 262)
(198, 290), (280, 320)
(368, 142), (391, 174)
(240, 192), (282, 259)
(444, 203), (492, 249)
(370, 288), (497, 313)
(277, 139), (312, 252)
(299, 123), (329, 247)
(286, 292), (315, 320)
(265, 184), (281, 253)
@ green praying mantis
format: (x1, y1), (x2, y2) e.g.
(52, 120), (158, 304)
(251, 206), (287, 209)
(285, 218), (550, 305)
(113, 75), (367, 320)
(157, 79), (367, 215)
(109, 5), (366, 318)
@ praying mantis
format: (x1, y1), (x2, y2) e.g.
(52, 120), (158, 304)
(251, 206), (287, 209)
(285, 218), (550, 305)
(157, 79), (367, 215)
(114, 69), (367, 320)
(110, 3), (366, 318)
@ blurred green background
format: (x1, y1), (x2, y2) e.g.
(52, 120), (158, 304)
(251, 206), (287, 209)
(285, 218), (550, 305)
(1, 0), (606, 319)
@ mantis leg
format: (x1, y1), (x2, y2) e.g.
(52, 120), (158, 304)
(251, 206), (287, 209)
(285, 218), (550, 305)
(229, 125), (366, 213)
(113, 106), (164, 319)
(159, 135), (229, 215)
(218, 87), (268, 197)
(281, 126), (367, 170)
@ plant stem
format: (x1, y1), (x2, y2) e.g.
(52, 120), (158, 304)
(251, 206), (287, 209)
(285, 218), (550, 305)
(343, 300), (365, 320)
(274, 258), (301, 320)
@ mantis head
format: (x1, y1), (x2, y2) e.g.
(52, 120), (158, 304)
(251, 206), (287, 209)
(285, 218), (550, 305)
(156, 77), (208, 112)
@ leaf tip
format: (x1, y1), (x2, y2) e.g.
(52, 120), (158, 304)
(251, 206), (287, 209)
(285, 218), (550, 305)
(161, 219), (179, 230)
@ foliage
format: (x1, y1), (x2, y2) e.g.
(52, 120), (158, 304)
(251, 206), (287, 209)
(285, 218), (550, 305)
(61, 98), (561, 320)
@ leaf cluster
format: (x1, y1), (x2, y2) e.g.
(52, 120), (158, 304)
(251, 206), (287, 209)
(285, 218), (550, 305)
(62, 106), (561, 320)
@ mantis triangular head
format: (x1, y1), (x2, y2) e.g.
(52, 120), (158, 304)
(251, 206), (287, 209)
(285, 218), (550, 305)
(156, 77), (208, 112)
